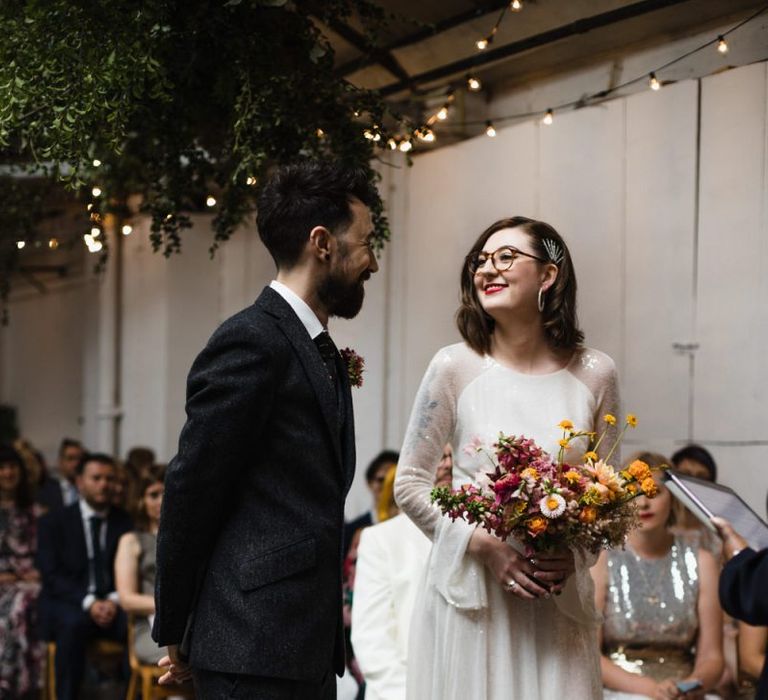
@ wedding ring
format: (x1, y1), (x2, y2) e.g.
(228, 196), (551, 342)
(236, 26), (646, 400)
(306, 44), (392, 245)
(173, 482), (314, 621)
(506, 579), (518, 592)
(529, 557), (537, 566)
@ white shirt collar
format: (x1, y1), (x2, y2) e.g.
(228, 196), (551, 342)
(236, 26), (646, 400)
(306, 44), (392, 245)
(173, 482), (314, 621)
(78, 498), (108, 520)
(269, 280), (325, 340)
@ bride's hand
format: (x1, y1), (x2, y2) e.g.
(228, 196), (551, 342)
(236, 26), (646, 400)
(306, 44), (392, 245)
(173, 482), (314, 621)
(468, 529), (550, 599)
(530, 548), (575, 595)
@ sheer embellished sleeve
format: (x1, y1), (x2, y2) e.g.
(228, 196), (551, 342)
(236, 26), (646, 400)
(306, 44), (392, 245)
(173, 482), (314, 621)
(395, 346), (488, 610)
(592, 353), (621, 464)
(394, 347), (457, 540)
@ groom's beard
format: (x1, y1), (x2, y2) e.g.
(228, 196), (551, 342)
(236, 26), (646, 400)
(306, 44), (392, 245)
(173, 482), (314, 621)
(318, 269), (367, 320)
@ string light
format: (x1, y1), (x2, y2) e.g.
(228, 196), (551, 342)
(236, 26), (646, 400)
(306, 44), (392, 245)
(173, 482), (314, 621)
(206, 196), (217, 207)
(90, 227), (101, 238)
(363, 129), (381, 141)
(399, 139), (413, 152)
(485, 121), (497, 137)
(92, 159), (101, 167)
(122, 225), (133, 236)
(717, 36), (729, 54)
(387, 138), (398, 150)
(417, 128), (436, 142)
(467, 76), (482, 91)
(316, 128), (325, 138)
(246, 176), (256, 186)
(88, 240), (103, 253)
(542, 109), (554, 126)
(86, 203), (93, 212)
(91, 186), (102, 197)
(436, 106), (449, 121)
(649, 72), (661, 91)
(510, 0), (523, 10)
(16, 241), (25, 250)
(476, 38), (489, 50)
(48, 238), (59, 250)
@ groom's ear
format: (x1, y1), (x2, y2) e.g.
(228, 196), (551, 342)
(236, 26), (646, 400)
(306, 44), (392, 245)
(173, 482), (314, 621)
(309, 225), (333, 261)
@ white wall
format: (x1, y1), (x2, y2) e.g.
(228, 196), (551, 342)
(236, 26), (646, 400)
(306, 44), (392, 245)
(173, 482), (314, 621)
(2, 60), (767, 516)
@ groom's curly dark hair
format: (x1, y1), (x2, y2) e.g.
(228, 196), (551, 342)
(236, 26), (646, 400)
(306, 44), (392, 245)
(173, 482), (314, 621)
(256, 160), (379, 269)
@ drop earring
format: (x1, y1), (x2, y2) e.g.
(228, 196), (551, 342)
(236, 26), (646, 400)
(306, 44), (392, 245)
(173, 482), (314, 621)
(537, 288), (545, 312)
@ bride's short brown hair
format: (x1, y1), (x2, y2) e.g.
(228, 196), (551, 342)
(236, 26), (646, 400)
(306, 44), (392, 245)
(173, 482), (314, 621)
(456, 216), (584, 355)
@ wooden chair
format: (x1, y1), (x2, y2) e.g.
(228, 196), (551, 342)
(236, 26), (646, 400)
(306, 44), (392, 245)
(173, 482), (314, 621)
(45, 638), (126, 700)
(126, 614), (194, 700)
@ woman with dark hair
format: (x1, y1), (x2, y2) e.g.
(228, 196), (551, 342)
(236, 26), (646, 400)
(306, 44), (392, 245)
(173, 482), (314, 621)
(114, 466), (166, 664)
(0, 444), (43, 698)
(593, 452), (724, 698)
(395, 217), (620, 698)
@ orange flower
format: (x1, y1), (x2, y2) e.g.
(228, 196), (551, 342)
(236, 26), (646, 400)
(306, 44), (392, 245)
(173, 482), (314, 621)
(579, 506), (597, 524)
(558, 439), (570, 448)
(583, 451), (598, 462)
(628, 459), (651, 482)
(564, 470), (582, 484)
(526, 516), (548, 536)
(626, 414), (638, 428)
(626, 483), (638, 495)
(641, 477), (658, 497)
(603, 414), (617, 426)
(558, 420), (574, 431)
(521, 467), (539, 480)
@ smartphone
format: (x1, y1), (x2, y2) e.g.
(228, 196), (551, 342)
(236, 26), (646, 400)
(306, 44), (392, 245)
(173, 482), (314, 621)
(676, 679), (702, 694)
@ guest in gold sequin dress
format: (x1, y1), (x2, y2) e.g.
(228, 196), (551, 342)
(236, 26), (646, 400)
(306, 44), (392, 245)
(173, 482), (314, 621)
(592, 452), (724, 699)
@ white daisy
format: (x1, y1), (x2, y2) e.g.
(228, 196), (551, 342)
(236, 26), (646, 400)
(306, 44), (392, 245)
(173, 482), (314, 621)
(539, 493), (567, 519)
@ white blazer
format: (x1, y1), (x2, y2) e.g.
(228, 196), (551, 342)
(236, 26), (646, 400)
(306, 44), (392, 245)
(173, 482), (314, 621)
(351, 514), (431, 700)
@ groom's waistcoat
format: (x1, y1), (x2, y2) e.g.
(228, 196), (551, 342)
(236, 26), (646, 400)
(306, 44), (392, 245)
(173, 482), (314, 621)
(153, 287), (355, 681)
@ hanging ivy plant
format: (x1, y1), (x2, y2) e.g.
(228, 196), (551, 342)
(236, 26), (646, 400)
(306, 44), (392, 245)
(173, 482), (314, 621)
(0, 0), (398, 311)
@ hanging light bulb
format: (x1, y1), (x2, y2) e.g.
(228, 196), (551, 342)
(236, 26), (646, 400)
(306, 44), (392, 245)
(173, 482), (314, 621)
(88, 240), (104, 253)
(206, 196), (217, 207)
(16, 241), (26, 250)
(649, 73), (661, 91)
(418, 128), (435, 143)
(387, 138), (397, 150)
(542, 109), (554, 126)
(48, 238), (59, 249)
(485, 121), (497, 137)
(84, 233), (94, 245)
(436, 106), (449, 121)
(92, 159), (101, 167)
(717, 36), (729, 54)
(510, 0), (523, 11)
(476, 37), (489, 51)
(467, 76), (482, 91)
(90, 227), (101, 238)
(399, 139), (413, 153)
(91, 186), (102, 197)
(316, 128), (325, 138)
(122, 225), (133, 236)
(246, 176), (257, 186)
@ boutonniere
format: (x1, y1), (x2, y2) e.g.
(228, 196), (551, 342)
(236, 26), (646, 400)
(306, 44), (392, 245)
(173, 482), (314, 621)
(340, 347), (365, 388)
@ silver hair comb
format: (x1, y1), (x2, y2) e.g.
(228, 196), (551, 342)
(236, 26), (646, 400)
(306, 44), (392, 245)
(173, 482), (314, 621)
(542, 238), (564, 265)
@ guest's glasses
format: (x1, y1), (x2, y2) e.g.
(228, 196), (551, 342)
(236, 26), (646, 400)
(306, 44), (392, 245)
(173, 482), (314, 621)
(466, 245), (546, 275)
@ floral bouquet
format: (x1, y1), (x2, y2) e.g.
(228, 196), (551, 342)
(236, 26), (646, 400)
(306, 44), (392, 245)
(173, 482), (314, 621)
(431, 414), (662, 554)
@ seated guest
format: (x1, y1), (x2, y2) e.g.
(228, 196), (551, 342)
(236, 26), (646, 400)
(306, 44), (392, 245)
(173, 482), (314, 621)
(111, 462), (131, 512)
(36, 453), (133, 700)
(123, 446), (155, 514)
(114, 467), (166, 664)
(592, 452), (724, 699)
(0, 445), (43, 698)
(37, 438), (84, 512)
(344, 450), (399, 556)
(713, 515), (768, 697)
(351, 445), (453, 700)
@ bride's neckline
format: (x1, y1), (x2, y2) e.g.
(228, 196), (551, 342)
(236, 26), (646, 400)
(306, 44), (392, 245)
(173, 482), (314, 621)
(485, 349), (577, 377)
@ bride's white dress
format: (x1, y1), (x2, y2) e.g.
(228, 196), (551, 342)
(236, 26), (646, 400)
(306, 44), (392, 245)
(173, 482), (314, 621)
(394, 342), (620, 700)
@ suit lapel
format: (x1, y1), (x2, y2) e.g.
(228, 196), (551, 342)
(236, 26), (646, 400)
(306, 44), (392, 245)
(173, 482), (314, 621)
(256, 288), (344, 470)
(335, 352), (356, 493)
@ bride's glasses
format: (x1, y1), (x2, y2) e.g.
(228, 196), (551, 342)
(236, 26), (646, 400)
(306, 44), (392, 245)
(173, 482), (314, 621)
(466, 245), (546, 275)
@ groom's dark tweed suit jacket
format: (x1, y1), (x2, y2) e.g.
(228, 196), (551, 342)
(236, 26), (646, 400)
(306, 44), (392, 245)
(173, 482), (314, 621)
(153, 287), (356, 682)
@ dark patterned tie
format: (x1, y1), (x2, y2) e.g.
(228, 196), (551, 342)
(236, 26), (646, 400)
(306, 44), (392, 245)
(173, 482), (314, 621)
(90, 516), (108, 598)
(313, 331), (338, 387)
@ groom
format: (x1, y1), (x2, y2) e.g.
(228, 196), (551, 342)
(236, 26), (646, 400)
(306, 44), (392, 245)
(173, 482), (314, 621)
(152, 160), (380, 698)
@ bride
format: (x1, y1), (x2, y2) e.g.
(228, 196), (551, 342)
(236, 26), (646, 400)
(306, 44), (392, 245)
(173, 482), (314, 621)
(394, 216), (619, 699)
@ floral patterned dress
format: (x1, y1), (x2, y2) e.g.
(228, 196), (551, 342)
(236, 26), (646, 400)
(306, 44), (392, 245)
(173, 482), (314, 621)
(0, 505), (43, 699)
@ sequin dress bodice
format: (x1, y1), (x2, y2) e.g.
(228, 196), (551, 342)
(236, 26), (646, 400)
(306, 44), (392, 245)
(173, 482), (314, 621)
(603, 536), (700, 680)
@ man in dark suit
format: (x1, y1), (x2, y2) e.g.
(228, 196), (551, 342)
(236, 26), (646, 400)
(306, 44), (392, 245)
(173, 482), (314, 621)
(37, 437), (83, 512)
(153, 160), (380, 699)
(36, 452), (133, 700)
(712, 517), (768, 697)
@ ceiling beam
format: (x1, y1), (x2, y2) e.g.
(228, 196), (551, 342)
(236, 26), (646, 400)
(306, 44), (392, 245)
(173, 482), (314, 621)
(377, 0), (695, 97)
(336, 1), (511, 78)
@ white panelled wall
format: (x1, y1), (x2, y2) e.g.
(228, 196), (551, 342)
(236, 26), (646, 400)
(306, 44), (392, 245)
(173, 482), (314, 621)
(1, 61), (767, 517)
